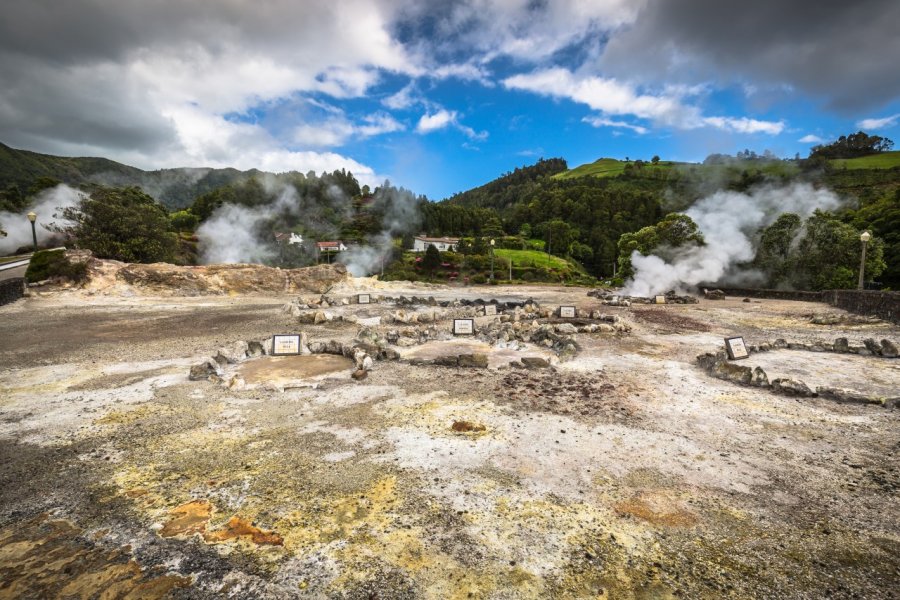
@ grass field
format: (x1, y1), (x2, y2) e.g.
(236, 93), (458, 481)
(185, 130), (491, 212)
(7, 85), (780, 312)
(553, 158), (677, 180)
(494, 248), (573, 269)
(830, 151), (900, 170)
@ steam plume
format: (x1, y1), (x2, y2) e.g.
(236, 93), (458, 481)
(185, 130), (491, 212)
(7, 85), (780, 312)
(623, 183), (842, 296)
(0, 184), (83, 255)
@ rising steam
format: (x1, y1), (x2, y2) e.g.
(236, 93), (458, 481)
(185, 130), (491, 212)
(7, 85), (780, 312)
(623, 183), (843, 296)
(0, 184), (83, 255)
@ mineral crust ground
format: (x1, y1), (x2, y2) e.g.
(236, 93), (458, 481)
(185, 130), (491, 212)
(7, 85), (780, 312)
(0, 282), (898, 599)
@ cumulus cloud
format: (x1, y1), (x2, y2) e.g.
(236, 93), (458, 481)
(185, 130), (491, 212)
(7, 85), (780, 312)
(857, 114), (900, 130)
(504, 68), (784, 134)
(416, 109), (487, 140)
(799, 134), (825, 144)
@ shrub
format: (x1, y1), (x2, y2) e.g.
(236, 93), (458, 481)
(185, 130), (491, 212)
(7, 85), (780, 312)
(471, 274), (487, 284)
(24, 249), (87, 283)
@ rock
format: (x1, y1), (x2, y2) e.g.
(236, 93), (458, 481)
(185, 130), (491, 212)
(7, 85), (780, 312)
(351, 369), (368, 381)
(771, 378), (815, 397)
(521, 357), (550, 369)
(705, 289), (726, 300)
(712, 361), (753, 385)
(742, 297), (751, 303)
(833, 338), (851, 353)
(433, 355), (460, 367)
(773, 338), (788, 349)
(816, 387), (883, 406)
(863, 338), (882, 356)
(313, 311), (327, 324)
(215, 341), (249, 364)
(458, 353), (489, 368)
(555, 323), (578, 335)
(189, 359), (220, 381)
(247, 340), (266, 357)
(751, 367), (769, 387)
(880, 339), (899, 358)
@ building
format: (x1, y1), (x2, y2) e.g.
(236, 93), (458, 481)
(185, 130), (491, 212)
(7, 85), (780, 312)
(274, 232), (304, 245)
(412, 236), (459, 252)
(316, 241), (347, 253)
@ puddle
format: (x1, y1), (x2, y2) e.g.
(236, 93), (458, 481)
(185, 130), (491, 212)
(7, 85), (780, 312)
(235, 354), (354, 386)
(401, 339), (553, 368)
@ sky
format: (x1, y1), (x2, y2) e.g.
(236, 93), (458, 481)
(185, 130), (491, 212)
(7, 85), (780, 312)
(1, 0), (899, 200)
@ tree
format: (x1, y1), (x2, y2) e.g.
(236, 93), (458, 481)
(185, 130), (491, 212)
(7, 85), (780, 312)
(617, 213), (704, 279)
(543, 219), (577, 256)
(791, 211), (885, 290)
(169, 210), (199, 232)
(518, 223), (532, 238)
(651, 155), (660, 165)
(754, 213), (802, 287)
(422, 244), (441, 280)
(811, 131), (894, 159)
(57, 186), (177, 263)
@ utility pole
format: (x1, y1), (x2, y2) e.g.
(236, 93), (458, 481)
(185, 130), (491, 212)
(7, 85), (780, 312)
(858, 231), (871, 290)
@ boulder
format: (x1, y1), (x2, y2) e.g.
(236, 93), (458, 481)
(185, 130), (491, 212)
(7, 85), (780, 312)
(433, 355), (460, 367)
(863, 338), (883, 356)
(247, 340), (267, 358)
(351, 369), (368, 381)
(751, 367), (769, 387)
(458, 353), (489, 368)
(521, 357), (550, 369)
(189, 359), (220, 381)
(880, 339), (899, 358)
(555, 323), (578, 335)
(833, 338), (850, 353)
(771, 378), (815, 397)
(712, 361), (753, 385)
(816, 387), (883, 406)
(215, 341), (249, 364)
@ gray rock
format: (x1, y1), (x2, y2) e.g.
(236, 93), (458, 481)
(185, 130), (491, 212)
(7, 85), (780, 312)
(215, 341), (249, 364)
(712, 361), (753, 385)
(773, 338), (788, 349)
(247, 340), (266, 357)
(189, 359), (220, 381)
(863, 338), (883, 356)
(833, 338), (850, 353)
(816, 387), (883, 406)
(555, 323), (578, 335)
(751, 367), (769, 387)
(880, 339), (898, 358)
(521, 357), (551, 369)
(433, 355), (460, 367)
(313, 310), (327, 324)
(458, 353), (489, 368)
(771, 378), (815, 397)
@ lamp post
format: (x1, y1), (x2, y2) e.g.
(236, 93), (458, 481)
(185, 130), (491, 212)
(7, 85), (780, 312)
(27, 211), (37, 252)
(858, 230), (871, 290)
(489, 238), (495, 282)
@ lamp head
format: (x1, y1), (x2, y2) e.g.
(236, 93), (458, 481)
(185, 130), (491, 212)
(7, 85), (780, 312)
(490, 239), (495, 246)
(27, 211), (37, 223)
(860, 231), (871, 243)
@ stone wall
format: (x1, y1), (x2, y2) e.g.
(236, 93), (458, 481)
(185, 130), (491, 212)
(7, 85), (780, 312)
(0, 278), (25, 306)
(716, 287), (900, 324)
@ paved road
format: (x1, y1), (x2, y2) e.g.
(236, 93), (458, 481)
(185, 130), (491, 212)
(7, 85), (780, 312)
(0, 263), (27, 282)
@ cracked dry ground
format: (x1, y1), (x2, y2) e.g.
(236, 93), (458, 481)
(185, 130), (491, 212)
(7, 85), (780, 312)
(0, 290), (898, 599)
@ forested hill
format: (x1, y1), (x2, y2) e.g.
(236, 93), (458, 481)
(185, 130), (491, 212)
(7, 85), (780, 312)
(444, 157), (568, 209)
(0, 142), (257, 211)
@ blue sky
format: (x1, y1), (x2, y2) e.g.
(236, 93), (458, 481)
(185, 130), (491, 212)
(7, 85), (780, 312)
(1, 0), (898, 199)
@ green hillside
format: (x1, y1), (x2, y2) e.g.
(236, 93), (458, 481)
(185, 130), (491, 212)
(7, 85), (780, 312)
(553, 158), (677, 180)
(830, 151), (900, 170)
(0, 142), (255, 210)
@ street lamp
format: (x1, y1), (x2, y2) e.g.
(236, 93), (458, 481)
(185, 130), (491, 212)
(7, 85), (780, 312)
(489, 238), (495, 282)
(858, 230), (871, 290)
(27, 211), (37, 252)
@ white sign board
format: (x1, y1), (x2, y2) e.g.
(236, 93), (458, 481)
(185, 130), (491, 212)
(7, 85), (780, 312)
(655, 295), (667, 304)
(453, 319), (474, 335)
(559, 306), (576, 318)
(357, 293), (371, 304)
(272, 334), (301, 355)
(484, 304), (497, 316)
(725, 336), (750, 360)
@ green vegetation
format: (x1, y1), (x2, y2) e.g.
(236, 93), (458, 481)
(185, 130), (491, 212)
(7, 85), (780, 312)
(56, 187), (178, 263)
(830, 151), (900, 170)
(553, 158), (677, 180)
(493, 248), (570, 270)
(24, 249), (87, 283)
(617, 214), (704, 279)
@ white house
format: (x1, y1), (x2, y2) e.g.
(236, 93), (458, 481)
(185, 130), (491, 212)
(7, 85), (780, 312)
(274, 232), (304, 245)
(412, 236), (459, 252)
(316, 240), (347, 253)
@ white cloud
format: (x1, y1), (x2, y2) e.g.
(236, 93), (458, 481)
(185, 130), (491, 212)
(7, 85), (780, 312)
(857, 114), (900, 130)
(799, 134), (824, 144)
(583, 116), (649, 134)
(293, 112), (403, 147)
(383, 83), (418, 110)
(416, 109), (457, 133)
(701, 116), (785, 135)
(504, 67), (784, 135)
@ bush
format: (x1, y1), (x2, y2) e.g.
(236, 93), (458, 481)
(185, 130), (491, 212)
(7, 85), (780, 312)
(471, 274), (487, 284)
(24, 249), (87, 283)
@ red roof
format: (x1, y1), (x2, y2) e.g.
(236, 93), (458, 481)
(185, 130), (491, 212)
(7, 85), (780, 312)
(317, 241), (342, 249)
